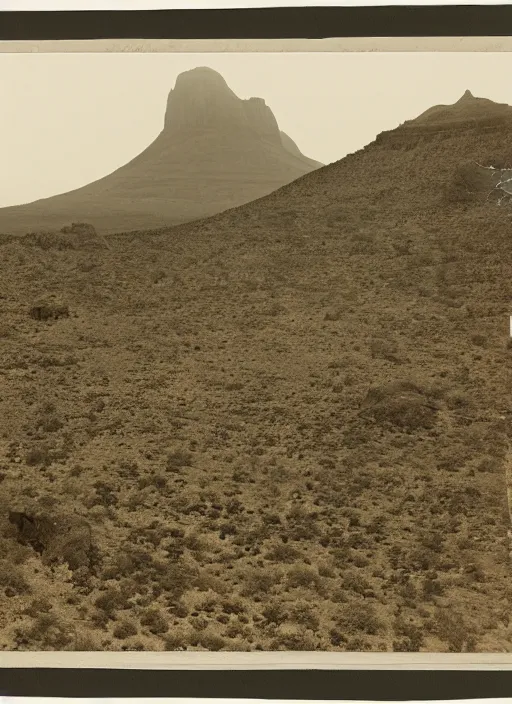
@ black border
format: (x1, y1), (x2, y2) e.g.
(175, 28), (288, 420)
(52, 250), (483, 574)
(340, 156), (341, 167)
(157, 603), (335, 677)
(0, 668), (510, 698)
(1, 2), (512, 700)
(2, 5), (512, 41)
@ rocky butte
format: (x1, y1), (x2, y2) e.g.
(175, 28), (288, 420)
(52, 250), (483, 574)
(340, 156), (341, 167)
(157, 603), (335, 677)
(0, 67), (322, 236)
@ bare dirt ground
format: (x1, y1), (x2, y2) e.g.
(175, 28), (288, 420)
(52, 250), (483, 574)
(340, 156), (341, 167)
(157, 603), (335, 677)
(0, 117), (511, 652)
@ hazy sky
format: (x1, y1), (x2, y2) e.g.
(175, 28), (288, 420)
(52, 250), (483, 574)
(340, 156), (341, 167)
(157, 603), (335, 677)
(3, 51), (512, 207)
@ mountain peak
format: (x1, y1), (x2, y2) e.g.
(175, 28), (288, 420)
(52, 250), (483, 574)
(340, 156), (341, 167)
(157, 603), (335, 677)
(458, 89), (475, 101)
(0, 66), (321, 235)
(163, 65), (284, 146)
(173, 66), (231, 91)
(405, 89), (512, 130)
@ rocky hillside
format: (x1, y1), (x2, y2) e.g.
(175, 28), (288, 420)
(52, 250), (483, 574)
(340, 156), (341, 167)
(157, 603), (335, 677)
(0, 67), (322, 237)
(0, 90), (510, 652)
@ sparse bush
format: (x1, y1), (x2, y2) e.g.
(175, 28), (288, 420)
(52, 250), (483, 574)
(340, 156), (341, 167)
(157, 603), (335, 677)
(29, 303), (69, 322)
(361, 380), (438, 431)
(0, 560), (31, 595)
(38, 414), (64, 433)
(25, 445), (52, 467)
(265, 543), (302, 563)
(335, 602), (384, 636)
(393, 617), (424, 651)
(270, 629), (317, 651)
(23, 597), (52, 617)
(140, 608), (169, 635)
(290, 602), (320, 630)
(113, 620), (138, 639)
(25, 613), (74, 649)
(432, 609), (475, 652)
(94, 588), (126, 615)
(198, 632), (226, 651)
(163, 631), (187, 650)
(342, 570), (373, 596)
(166, 450), (193, 471)
(262, 601), (288, 625)
(242, 569), (279, 596)
(286, 565), (321, 589)
(73, 632), (102, 650)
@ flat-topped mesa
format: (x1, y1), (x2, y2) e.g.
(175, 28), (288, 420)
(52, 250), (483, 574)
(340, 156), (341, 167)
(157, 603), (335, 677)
(163, 66), (281, 145)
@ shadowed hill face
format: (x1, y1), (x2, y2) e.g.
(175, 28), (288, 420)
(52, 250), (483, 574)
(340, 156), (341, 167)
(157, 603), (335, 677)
(0, 67), (322, 236)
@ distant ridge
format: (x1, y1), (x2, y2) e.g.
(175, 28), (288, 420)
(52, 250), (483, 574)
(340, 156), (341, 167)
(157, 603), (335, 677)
(403, 90), (512, 129)
(0, 67), (322, 236)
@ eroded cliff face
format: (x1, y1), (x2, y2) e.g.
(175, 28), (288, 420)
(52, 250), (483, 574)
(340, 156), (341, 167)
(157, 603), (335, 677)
(163, 68), (282, 147)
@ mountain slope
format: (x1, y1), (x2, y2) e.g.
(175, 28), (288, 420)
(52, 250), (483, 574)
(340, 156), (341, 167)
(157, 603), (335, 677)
(0, 67), (322, 236)
(0, 90), (510, 652)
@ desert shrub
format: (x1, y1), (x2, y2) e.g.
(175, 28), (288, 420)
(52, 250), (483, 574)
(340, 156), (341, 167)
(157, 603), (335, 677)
(289, 602), (320, 630)
(393, 617), (424, 651)
(167, 600), (189, 618)
(242, 569), (279, 596)
(113, 620), (138, 639)
(369, 393), (437, 431)
(140, 608), (169, 635)
(73, 632), (102, 650)
(270, 629), (317, 651)
(285, 506), (320, 540)
(29, 303), (69, 322)
(318, 562), (336, 578)
(25, 445), (52, 467)
(221, 599), (246, 615)
(0, 560), (31, 595)
(265, 543), (302, 563)
(94, 588), (126, 615)
(335, 602), (384, 636)
(38, 414), (64, 433)
(163, 631), (187, 650)
(432, 609), (476, 652)
(329, 628), (348, 646)
(286, 565), (321, 589)
(156, 560), (199, 599)
(345, 636), (372, 650)
(23, 597), (52, 617)
(262, 601), (288, 625)
(342, 570), (373, 596)
(198, 632), (226, 651)
(25, 613), (74, 649)
(166, 450), (193, 471)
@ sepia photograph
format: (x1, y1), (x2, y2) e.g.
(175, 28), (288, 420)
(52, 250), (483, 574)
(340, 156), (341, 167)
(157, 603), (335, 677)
(0, 43), (510, 654)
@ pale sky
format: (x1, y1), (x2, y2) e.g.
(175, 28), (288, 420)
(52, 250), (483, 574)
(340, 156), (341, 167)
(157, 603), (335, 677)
(3, 51), (512, 207)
